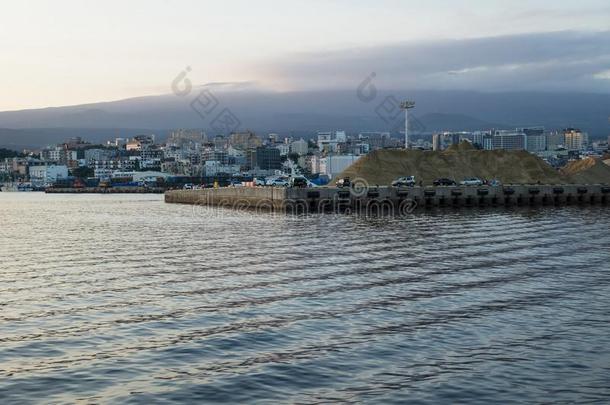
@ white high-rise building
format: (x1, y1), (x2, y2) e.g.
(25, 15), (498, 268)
(564, 128), (588, 151)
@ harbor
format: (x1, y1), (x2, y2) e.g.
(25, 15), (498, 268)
(165, 183), (610, 212)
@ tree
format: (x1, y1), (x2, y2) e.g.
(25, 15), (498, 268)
(0, 148), (24, 159)
(287, 153), (300, 164)
(71, 166), (94, 179)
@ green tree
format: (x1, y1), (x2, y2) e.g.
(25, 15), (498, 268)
(71, 166), (94, 179)
(0, 148), (24, 159)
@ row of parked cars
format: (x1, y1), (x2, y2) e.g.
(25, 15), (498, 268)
(255, 176), (311, 188)
(390, 176), (500, 187)
(336, 176), (500, 188)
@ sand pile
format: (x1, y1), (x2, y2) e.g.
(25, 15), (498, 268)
(561, 157), (610, 184)
(337, 142), (566, 185)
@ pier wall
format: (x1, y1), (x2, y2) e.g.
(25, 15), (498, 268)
(165, 184), (610, 212)
(164, 187), (287, 210)
(46, 187), (165, 194)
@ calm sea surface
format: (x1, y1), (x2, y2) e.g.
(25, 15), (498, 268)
(1, 193), (610, 404)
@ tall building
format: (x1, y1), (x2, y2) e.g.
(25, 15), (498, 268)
(432, 133), (442, 151)
(520, 127), (546, 152)
(564, 128), (588, 151)
(250, 147), (281, 170)
(491, 130), (526, 151)
(546, 132), (565, 151)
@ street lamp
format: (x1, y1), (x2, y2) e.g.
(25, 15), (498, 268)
(400, 101), (415, 149)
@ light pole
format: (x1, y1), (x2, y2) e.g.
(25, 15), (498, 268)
(400, 101), (415, 149)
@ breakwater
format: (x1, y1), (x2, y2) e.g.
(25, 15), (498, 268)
(165, 184), (610, 212)
(47, 187), (165, 194)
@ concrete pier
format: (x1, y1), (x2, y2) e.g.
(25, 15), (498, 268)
(165, 184), (610, 213)
(46, 187), (165, 194)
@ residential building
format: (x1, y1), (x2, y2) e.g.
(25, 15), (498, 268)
(317, 131), (347, 153)
(84, 148), (114, 164)
(276, 143), (290, 156)
(29, 165), (69, 186)
(203, 161), (241, 176)
(202, 149), (228, 165)
(564, 128), (588, 151)
(319, 154), (360, 178)
(126, 135), (155, 151)
(229, 131), (262, 150)
(167, 129), (206, 147)
(357, 132), (391, 151)
(290, 139), (309, 156)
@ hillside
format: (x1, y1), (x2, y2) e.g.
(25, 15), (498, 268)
(337, 143), (596, 185)
(561, 157), (610, 184)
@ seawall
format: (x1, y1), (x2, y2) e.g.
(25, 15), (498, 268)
(165, 184), (610, 213)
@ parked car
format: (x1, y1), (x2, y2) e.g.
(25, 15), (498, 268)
(392, 176), (416, 187)
(290, 176), (309, 188)
(489, 179), (502, 186)
(254, 177), (266, 186)
(460, 177), (484, 186)
(336, 177), (351, 188)
(271, 178), (289, 187)
(433, 178), (456, 186)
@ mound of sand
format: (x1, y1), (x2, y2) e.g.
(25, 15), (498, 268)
(337, 142), (566, 185)
(561, 157), (610, 184)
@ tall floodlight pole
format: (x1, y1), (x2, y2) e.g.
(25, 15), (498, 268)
(400, 101), (415, 149)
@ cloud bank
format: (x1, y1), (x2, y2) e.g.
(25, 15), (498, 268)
(261, 31), (610, 93)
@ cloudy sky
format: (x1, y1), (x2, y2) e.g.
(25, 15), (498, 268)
(1, 0), (609, 111)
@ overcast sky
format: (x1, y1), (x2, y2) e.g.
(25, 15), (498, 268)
(1, 0), (609, 111)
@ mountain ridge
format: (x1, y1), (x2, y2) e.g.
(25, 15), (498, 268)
(1, 88), (609, 148)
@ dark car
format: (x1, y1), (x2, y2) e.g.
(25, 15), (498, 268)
(290, 176), (309, 188)
(433, 178), (456, 186)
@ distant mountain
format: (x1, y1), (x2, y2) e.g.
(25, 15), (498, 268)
(0, 88), (608, 148)
(416, 113), (509, 132)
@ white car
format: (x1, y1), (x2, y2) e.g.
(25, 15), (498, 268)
(271, 178), (289, 187)
(460, 178), (483, 186)
(392, 176), (416, 187)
